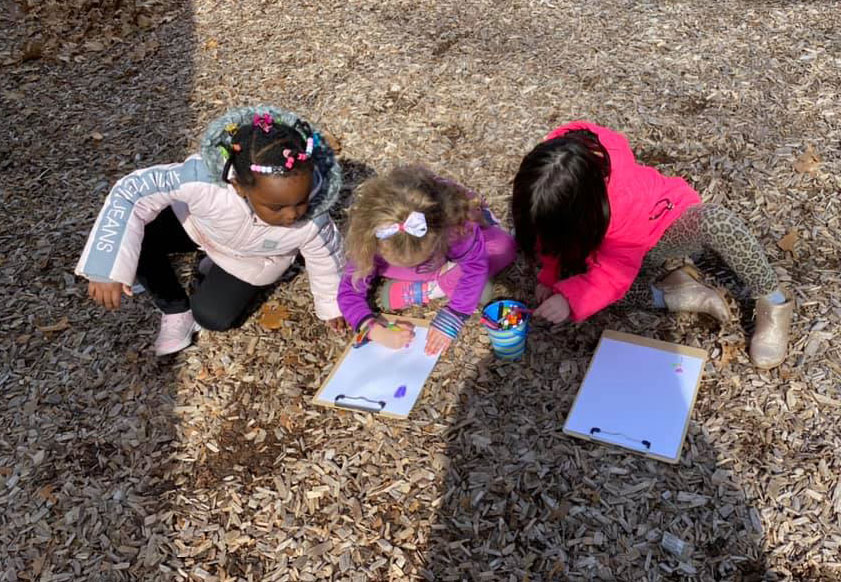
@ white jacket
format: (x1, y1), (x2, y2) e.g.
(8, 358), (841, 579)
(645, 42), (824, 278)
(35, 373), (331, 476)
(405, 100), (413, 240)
(75, 155), (344, 320)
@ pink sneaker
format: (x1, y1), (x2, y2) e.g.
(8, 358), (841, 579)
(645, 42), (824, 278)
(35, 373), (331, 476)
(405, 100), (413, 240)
(154, 311), (201, 356)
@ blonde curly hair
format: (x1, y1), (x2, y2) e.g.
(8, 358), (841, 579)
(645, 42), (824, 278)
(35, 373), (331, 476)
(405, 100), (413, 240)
(346, 166), (485, 283)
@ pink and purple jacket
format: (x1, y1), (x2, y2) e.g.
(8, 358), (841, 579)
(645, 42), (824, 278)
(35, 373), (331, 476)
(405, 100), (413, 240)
(338, 222), (490, 330)
(537, 121), (702, 321)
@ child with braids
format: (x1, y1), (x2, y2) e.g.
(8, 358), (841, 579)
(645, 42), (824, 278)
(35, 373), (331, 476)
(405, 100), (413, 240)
(338, 166), (516, 356)
(76, 106), (345, 355)
(512, 121), (793, 369)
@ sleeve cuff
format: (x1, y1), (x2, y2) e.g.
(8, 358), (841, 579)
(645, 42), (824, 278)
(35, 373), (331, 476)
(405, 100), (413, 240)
(352, 316), (377, 347)
(430, 306), (470, 340)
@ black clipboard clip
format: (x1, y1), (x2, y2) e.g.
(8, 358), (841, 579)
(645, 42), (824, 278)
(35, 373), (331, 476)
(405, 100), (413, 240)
(334, 394), (386, 413)
(590, 427), (651, 450)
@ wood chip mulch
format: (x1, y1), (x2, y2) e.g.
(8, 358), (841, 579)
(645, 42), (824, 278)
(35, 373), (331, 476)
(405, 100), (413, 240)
(1, 0), (840, 580)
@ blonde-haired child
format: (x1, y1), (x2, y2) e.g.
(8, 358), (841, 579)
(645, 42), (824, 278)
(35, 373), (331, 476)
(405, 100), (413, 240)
(338, 166), (516, 355)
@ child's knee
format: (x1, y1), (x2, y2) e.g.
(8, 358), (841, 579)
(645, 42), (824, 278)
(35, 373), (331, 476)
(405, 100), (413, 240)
(695, 203), (750, 241)
(696, 203), (738, 228)
(190, 298), (241, 331)
(485, 228), (517, 274)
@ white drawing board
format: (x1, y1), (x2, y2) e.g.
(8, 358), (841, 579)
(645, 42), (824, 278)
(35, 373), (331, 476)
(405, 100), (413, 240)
(313, 317), (440, 419)
(563, 330), (707, 463)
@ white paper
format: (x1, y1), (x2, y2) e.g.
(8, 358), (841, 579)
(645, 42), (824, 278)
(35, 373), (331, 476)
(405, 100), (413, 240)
(315, 326), (440, 418)
(564, 336), (704, 461)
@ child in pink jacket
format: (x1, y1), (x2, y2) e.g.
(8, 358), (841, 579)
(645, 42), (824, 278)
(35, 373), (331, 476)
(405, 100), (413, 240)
(512, 121), (793, 369)
(76, 106), (345, 355)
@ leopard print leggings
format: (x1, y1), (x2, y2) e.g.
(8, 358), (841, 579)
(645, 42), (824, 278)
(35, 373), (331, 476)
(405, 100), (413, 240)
(622, 204), (779, 307)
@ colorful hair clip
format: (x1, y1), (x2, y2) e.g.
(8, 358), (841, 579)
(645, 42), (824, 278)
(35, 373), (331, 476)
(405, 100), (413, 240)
(224, 123), (239, 135)
(253, 113), (273, 133)
(250, 164), (278, 174)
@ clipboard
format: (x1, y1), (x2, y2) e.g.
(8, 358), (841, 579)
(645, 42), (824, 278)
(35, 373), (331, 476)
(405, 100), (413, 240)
(313, 316), (440, 419)
(563, 330), (707, 464)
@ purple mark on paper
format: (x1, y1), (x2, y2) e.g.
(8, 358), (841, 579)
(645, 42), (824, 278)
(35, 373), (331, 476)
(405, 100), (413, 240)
(394, 385), (407, 398)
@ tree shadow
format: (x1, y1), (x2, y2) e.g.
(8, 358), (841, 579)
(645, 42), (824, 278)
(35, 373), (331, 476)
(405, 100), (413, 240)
(422, 269), (780, 581)
(0, 1), (197, 579)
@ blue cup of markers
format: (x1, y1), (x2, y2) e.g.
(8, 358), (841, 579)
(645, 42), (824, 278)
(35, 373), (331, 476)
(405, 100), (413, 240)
(481, 299), (530, 360)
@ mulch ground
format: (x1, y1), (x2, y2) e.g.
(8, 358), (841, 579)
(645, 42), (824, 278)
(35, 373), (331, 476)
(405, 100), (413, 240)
(1, 0), (840, 580)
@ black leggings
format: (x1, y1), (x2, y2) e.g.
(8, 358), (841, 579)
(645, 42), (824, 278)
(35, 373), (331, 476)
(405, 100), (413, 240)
(135, 208), (266, 331)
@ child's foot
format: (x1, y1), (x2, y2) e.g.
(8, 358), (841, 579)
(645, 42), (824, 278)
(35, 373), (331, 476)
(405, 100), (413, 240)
(749, 296), (793, 369)
(655, 268), (731, 323)
(154, 311), (201, 356)
(379, 280), (445, 311)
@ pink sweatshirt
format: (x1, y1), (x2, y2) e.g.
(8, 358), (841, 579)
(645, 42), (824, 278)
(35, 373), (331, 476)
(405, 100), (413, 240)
(537, 121), (702, 321)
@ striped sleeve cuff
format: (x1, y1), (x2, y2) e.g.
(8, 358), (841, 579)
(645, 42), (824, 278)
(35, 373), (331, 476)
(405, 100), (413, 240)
(430, 306), (470, 340)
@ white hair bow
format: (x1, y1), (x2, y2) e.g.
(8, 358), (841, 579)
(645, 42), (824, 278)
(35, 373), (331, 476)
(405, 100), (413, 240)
(374, 211), (428, 240)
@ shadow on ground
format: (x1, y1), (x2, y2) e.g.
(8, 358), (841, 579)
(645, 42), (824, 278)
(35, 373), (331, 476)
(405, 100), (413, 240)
(0, 1), (197, 579)
(423, 268), (779, 581)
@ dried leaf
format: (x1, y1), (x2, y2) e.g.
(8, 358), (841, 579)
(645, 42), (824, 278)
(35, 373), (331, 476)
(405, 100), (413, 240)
(36, 317), (70, 333)
(205, 38), (219, 50)
(717, 342), (737, 369)
(793, 145), (820, 174)
(84, 40), (105, 52)
(21, 40), (43, 62)
(777, 228), (798, 252)
(36, 484), (57, 504)
(3, 90), (25, 102)
(321, 128), (342, 155)
(32, 554), (47, 576)
(258, 301), (290, 330)
(279, 413), (295, 431)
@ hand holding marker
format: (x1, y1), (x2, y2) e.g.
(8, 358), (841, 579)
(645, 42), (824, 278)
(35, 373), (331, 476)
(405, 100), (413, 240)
(368, 319), (416, 349)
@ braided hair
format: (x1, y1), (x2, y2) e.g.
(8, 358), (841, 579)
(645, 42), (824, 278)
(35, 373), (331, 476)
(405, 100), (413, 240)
(199, 105), (341, 217)
(219, 118), (315, 187)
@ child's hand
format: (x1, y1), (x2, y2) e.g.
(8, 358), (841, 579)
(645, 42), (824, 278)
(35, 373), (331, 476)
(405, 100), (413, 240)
(88, 281), (133, 310)
(369, 320), (415, 349)
(424, 327), (452, 356)
(534, 293), (570, 323)
(326, 317), (347, 333)
(535, 283), (553, 304)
